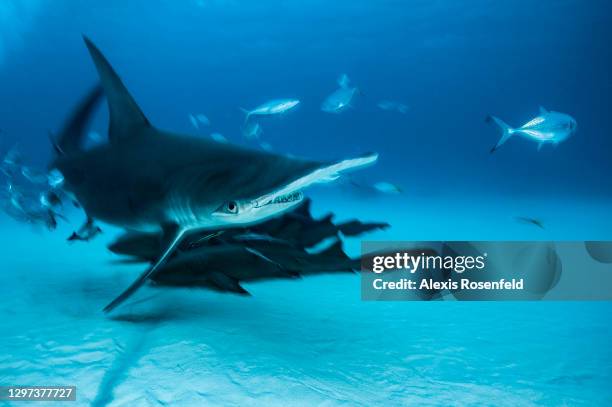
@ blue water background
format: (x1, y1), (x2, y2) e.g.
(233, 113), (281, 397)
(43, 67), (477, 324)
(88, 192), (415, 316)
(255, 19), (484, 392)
(0, 1), (611, 405)
(1, 0), (611, 198)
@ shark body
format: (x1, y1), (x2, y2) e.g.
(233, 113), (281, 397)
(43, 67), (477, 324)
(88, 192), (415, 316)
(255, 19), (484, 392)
(51, 37), (378, 312)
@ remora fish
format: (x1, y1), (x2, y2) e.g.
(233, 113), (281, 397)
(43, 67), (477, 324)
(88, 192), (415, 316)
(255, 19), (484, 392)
(108, 198), (389, 261)
(487, 106), (577, 152)
(321, 74), (360, 114)
(240, 98), (300, 123)
(52, 37), (378, 312)
(150, 240), (359, 293)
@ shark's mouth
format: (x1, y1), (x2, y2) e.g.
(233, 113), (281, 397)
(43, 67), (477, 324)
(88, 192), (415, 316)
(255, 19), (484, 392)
(255, 191), (303, 208)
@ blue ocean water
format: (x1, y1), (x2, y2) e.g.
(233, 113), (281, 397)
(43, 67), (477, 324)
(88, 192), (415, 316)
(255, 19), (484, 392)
(0, 1), (611, 405)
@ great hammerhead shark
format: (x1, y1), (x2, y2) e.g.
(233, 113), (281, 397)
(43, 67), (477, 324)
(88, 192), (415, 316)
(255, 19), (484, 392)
(51, 37), (378, 313)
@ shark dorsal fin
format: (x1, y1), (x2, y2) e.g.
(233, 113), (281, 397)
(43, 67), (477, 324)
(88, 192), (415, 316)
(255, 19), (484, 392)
(83, 36), (150, 142)
(539, 106), (549, 115)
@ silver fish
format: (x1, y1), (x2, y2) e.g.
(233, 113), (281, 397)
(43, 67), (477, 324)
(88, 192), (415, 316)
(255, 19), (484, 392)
(487, 106), (577, 152)
(377, 100), (409, 114)
(210, 132), (228, 143)
(373, 181), (402, 194)
(321, 74), (359, 114)
(259, 141), (273, 151)
(189, 114), (199, 130)
(241, 99), (300, 123)
(196, 114), (210, 126)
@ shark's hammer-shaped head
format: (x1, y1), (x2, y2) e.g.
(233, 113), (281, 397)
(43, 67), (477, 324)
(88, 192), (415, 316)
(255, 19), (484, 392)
(207, 190), (305, 228)
(165, 162), (305, 231)
(165, 149), (376, 231)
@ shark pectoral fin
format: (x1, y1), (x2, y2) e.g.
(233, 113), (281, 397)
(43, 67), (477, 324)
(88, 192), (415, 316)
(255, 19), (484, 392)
(537, 143), (543, 152)
(103, 224), (185, 313)
(82, 36), (150, 142)
(245, 246), (284, 267)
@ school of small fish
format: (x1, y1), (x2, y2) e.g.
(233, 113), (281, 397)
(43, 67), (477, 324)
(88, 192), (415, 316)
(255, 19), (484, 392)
(0, 142), (98, 237)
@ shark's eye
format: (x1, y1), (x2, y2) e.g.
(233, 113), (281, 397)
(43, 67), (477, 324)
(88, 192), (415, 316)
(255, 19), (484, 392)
(225, 201), (239, 214)
(214, 201), (241, 215)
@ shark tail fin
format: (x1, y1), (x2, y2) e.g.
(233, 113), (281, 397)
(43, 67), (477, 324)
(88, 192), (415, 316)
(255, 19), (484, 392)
(82, 36), (150, 142)
(486, 115), (514, 153)
(56, 85), (104, 154)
